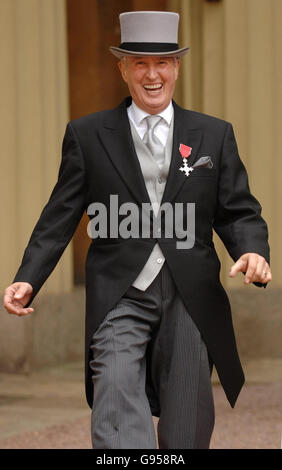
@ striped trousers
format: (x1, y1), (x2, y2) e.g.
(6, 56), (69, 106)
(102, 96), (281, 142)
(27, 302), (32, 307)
(89, 262), (215, 449)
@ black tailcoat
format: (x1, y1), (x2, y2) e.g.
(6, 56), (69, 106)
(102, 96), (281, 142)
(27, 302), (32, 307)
(13, 97), (270, 414)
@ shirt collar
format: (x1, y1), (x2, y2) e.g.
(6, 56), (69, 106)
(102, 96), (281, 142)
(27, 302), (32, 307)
(130, 100), (173, 127)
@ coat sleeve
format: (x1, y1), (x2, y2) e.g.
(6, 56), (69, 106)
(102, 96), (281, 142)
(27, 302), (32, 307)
(213, 122), (270, 288)
(12, 122), (87, 306)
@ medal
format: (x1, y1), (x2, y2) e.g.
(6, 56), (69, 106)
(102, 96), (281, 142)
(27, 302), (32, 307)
(179, 144), (193, 177)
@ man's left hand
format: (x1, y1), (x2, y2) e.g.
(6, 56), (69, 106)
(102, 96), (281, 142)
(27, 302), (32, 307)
(229, 253), (272, 285)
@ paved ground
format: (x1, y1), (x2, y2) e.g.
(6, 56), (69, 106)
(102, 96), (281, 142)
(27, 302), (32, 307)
(0, 358), (281, 449)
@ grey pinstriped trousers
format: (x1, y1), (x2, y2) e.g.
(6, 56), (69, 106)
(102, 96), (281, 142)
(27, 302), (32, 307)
(89, 262), (215, 449)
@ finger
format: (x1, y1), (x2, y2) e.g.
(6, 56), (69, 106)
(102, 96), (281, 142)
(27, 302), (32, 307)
(262, 264), (272, 283)
(5, 301), (34, 316)
(244, 255), (260, 283)
(14, 308), (34, 316)
(3, 291), (18, 313)
(17, 309), (34, 316)
(252, 257), (266, 283)
(247, 258), (272, 284)
(229, 258), (248, 277)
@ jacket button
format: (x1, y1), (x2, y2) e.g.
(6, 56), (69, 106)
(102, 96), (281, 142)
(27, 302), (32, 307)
(156, 258), (163, 264)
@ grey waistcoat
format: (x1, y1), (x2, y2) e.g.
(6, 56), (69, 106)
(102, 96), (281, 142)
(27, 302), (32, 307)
(129, 116), (174, 290)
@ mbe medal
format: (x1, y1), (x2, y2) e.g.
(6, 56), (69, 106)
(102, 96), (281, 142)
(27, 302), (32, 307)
(179, 144), (193, 177)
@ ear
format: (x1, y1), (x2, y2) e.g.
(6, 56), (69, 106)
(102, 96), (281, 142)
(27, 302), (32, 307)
(118, 59), (128, 84)
(174, 59), (181, 80)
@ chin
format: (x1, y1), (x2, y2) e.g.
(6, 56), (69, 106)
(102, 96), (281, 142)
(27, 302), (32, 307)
(144, 99), (167, 111)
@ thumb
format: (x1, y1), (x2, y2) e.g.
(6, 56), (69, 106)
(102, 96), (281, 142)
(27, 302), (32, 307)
(14, 285), (31, 299)
(14, 290), (24, 299)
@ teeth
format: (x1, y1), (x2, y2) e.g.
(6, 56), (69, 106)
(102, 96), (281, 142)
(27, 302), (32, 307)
(144, 84), (162, 90)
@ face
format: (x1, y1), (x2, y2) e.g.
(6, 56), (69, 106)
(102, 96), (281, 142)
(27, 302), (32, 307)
(118, 56), (181, 114)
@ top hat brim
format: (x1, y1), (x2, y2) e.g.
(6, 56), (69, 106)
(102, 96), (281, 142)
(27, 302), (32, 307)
(109, 46), (190, 60)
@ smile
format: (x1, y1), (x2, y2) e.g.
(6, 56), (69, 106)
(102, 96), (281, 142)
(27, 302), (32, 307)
(143, 83), (163, 91)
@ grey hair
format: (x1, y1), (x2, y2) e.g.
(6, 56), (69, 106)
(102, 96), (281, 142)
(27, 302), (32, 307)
(120, 56), (179, 65)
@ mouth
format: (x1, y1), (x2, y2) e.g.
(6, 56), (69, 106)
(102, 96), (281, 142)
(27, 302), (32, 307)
(143, 83), (163, 92)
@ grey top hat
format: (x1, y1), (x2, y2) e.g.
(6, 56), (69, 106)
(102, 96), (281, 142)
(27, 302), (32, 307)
(110, 11), (189, 59)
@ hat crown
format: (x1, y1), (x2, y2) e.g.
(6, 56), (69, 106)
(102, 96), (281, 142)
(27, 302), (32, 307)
(120, 11), (179, 45)
(109, 10), (189, 59)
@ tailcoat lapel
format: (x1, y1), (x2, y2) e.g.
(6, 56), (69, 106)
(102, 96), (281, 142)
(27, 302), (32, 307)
(98, 98), (151, 206)
(161, 100), (203, 205)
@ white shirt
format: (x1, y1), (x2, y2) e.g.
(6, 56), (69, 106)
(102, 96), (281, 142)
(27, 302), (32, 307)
(127, 100), (173, 146)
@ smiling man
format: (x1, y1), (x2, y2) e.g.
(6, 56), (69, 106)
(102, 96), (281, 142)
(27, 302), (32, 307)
(4, 11), (271, 449)
(118, 56), (181, 114)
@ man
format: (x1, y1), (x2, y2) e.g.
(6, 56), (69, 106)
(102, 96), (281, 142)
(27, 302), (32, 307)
(4, 11), (271, 449)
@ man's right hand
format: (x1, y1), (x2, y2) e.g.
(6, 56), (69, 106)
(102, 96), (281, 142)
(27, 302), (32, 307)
(3, 282), (34, 316)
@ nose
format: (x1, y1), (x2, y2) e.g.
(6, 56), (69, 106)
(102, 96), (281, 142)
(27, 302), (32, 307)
(146, 64), (159, 81)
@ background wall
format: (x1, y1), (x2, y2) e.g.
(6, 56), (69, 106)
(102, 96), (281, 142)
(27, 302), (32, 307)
(170, 0), (281, 289)
(0, 0), (73, 372)
(0, 0), (281, 374)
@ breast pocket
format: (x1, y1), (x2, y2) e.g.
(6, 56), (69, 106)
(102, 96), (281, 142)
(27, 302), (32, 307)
(180, 166), (217, 204)
(189, 168), (216, 177)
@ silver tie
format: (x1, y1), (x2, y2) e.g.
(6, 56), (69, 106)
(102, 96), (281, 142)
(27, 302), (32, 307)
(143, 115), (165, 165)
